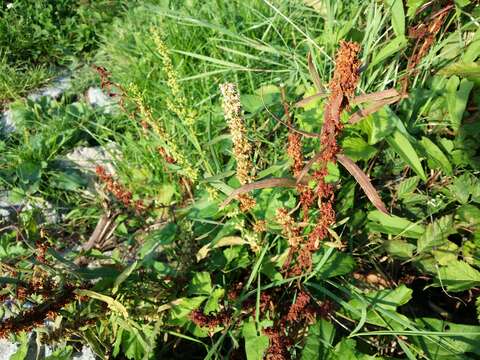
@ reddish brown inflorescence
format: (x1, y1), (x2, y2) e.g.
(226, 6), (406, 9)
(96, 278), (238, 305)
(306, 41), (361, 263)
(190, 309), (231, 330)
(0, 283), (86, 339)
(95, 166), (146, 214)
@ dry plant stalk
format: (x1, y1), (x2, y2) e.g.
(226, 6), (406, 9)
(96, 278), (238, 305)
(298, 41), (361, 273)
(220, 83), (256, 211)
(401, 4), (453, 92)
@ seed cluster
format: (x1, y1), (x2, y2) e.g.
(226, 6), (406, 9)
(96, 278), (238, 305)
(220, 83), (256, 211)
(96, 165), (146, 214)
(307, 41), (361, 258)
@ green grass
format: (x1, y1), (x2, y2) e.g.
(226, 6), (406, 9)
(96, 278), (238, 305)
(0, 0), (132, 103)
(1, 0), (480, 359)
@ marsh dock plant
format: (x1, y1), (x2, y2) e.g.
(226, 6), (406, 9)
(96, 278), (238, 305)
(127, 83), (199, 181)
(1, 1), (479, 359)
(151, 28), (196, 128)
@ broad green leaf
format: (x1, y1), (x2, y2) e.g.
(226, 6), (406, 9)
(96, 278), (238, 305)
(406, 0), (429, 17)
(454, 0), (471, 7)
(449, 174), (474, 204)
(386, 0), (405, 37)
(414, 317), (480, 356)
(436, 260), (480, 292)
(348, 285), (412, 329)
(196, 236), (247, 262)
(301, 319), (335, 360)
(51, 171), (87, 191)
(364, 284), (413, 310)
(325, 161), (340, 183)
(138, 223), (177, 258)
(456, 204), (480, 228)
(383, 239), (416, 259)
(368, 210), (425, 238)
(242, 320), (269, 360)
(341, 136), (377, 161)
(45, 346), (74, 360)
(333, 339), (377, 359)
(371, 36), (407, 67)
(386, 129), (427, 181)
(204, 288), (225, 314)
(358, 107), (397, 144)
(432, 241), (459, 265)
(10, 332), (29, 360)
(188, 272), (212, 295)
(446, 76), (474, 130)
(17, 161), (42, 185)
(169, 297), (207, 326)
(440, 62), (480, 80)
(463, 27), (480, 62)
(313, 248), (356, 279)
(419, 137), (453, 175)
(112, 261), (138, 294)
(417, 215), (455, 253)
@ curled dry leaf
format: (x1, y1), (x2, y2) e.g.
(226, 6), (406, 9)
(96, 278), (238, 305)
(349, 95), (405, 124)
(336, 154), (388, 214)
(220, 177), (310, 208)
(350, 88), (400, 106)
(308, 52), (325, 92)
(294, 91), (328, 108)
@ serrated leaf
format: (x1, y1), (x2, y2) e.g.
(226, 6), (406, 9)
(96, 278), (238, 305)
(417, 215), (455, 253)
(432, 241), (459, 265)
(450, 174), (473, 204)
(386, 129), (427, 181)
(456, 204), (480, 228)
(397, 176), (420, 198)
(419, 137), (453, 175)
